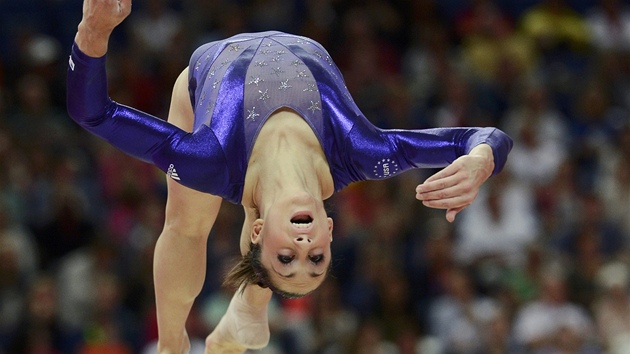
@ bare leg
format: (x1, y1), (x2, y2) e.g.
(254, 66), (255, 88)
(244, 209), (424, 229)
(154, 228), (209, 353)
(205, 284), (273, 354)
(154, 178), (223, 354)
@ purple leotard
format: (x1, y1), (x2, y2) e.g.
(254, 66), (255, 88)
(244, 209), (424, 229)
(67, 31), (512, 204)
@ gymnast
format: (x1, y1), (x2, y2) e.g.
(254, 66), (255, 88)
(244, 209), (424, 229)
(67, 0), (512, 353)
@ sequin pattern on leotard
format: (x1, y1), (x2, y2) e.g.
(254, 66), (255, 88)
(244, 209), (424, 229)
(189, 31), (343, 159)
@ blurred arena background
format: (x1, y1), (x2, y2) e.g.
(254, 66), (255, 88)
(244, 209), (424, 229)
(2, 0), (630, 353)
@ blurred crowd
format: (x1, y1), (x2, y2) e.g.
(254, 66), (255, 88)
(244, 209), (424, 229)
(2, 0), (630, 353)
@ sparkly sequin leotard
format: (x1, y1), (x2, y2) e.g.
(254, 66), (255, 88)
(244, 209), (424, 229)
(67, 31), (512, 204)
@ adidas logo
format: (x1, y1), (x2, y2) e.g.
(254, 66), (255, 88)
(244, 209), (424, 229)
(167, 164), (180, 181)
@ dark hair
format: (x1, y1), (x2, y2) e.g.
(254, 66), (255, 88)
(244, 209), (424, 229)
(223, 242), (331, 299)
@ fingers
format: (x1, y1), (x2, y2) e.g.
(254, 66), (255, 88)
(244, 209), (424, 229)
(419, 193), (470, 223)
(421, 162), (458, 184)
(415, 152), (494, 222)
(416, 173), (463, 198)
(416, 174), (477, 211)
(76, 0), (132, 56)
(82, 0), (131, 25)
(418, 193), (473, 210)
(415, 159), (480, 217)
(118, 0), (133, 16)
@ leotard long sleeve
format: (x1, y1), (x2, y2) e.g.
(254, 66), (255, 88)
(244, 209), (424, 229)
(67, 31), (512, 204)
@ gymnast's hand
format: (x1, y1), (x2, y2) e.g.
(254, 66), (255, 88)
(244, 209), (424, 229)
(415, 143), (494, 223)
(75, 0), (132, 57)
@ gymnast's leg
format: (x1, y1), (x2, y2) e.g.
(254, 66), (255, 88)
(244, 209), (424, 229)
(205, 284), (272, 354)
(155, 67), (224, 354)
(154, 177), (223, 354)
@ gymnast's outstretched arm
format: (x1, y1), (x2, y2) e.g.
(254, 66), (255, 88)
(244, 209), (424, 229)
(68, 3), (229, 196)
(346, 123), (512, 223)
(394, 127), (512, 222)
(69, 1), (223, 353)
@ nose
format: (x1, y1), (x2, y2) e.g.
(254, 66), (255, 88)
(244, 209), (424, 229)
(294, 236), (312, 245)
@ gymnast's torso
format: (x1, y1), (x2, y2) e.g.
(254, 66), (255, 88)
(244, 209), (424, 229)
(188, 31), (341, 159)
(185, 31), (376, 203)
(66, 31), (513, 205)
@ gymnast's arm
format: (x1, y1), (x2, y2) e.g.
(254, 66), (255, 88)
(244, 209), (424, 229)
(393, 126), (512, 222)
(69, 1), (224, 352)
(383, 126), (512, 175)
(66, 44), (230, 195)
(352, 124), (513, 222)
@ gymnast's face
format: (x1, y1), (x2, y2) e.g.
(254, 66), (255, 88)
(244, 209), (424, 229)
(251, 195), (333, 295)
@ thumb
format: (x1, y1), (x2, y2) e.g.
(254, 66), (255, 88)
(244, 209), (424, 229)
(445, 206), (465, 223)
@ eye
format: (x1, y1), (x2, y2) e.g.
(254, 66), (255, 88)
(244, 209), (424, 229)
(309, 255), (324, 264)
(278, 255), (294, 264)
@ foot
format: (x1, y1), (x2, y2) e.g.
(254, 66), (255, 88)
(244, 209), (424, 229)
(204, 290), (270, 354)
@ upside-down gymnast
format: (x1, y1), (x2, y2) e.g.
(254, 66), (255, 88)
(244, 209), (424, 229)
(66, 0), (512, 353)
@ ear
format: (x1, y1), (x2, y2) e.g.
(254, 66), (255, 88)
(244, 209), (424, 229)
(327, 217), (334, 242)
(251, 218), (264, 244)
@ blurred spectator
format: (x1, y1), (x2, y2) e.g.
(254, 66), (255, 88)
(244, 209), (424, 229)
(592, 261), (630, 353)
(408, 215), (457, 330)
(502, 244), (545, 307)
(76, 272), (139, 354)
(556, 192), (623, 262)
(0, 220), (36, 350)
(597, 125), (630, 243)
(564, 223), (609, 310)
(570, 80), (625, 167)
(401, 22), (453, 116)
(6, 74), (72, 152)
(454, 171), (540, 270)
(519, 0), (591, 55)
(586, 0), (630, 53)
(56, 238), (121, 331)
(29, 167), (96, 270)
(428, 267), (500, 353)
(128, 0), (183, 58)
(455, 0), (513, 42)
(483, 304), (521, 354)
(512, 265), (597, 352)
(502, 78), (569, 186)
(535, 158), (582, 242)
(455, 0), (536, 88)
(432, 72), (492, 127)
(0, 202), (38, 344)
(310, 279), (359, 353)
(5, 274), (82, 354)
(334, 6), (401, 119)
(348, 319), (399, 354)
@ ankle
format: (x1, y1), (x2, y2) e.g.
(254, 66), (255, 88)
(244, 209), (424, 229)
(240, 284), (272, 307)
(157, 332), (189, 354)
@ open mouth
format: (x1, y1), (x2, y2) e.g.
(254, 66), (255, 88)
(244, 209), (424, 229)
(291, 214), (313, 229)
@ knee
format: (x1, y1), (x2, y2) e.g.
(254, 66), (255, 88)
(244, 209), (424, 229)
(162, 215), (211, 240)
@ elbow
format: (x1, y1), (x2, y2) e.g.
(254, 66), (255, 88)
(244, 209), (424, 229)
(66, 95), (112, 128)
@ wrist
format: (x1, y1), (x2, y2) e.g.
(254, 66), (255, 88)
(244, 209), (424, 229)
(75, 23), (112, 57)
(469, 143), (495, 175)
